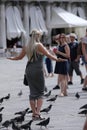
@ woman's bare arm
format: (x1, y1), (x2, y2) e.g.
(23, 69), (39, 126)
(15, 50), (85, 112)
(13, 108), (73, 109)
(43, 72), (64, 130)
(37, 43), (67, 62)
(82, 43), (87, 62)
(7, 47), (26, 60)
(54, 44), (70, 59)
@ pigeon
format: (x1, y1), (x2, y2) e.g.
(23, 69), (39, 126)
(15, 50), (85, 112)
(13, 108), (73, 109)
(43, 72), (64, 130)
(2, 120), (11, 129)
(36, 117), (50, 128)
(15, 108), (29, 115)
(75, 92), (80, 99)
(11, 114), (25, 124)
(40, 104), (52, 113)
(4, 93), (10, 100)
(18, 90), (23, 96)
(78, 109), (87, 115)
(0, 107), (4, 112)
(47, 95), (58, 102)
(44, 90), (51, 97)
(0, 114), (2, 123)
(27, 110), (33, 114)
(80, 104), (87, 109)
(20, 120), (33, 130)
(0, 97), (4, 104)
(11, 121), (20, 130)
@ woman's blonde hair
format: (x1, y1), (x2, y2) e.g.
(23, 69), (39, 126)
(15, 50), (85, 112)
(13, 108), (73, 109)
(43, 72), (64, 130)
(26, 29), (42, 59)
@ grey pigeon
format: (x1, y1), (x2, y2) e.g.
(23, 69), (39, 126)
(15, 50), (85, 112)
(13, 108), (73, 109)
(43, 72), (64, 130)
(36, 117), (50, 128)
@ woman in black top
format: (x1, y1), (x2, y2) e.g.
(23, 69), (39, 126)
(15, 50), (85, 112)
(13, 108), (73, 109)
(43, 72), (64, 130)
(54, 34), (70, 96)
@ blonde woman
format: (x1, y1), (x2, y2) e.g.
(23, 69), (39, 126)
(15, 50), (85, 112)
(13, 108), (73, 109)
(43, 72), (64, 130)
(8, 29), (66, 120)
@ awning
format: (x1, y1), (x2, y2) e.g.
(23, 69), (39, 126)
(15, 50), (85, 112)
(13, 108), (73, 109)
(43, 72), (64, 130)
(29, 6), (48, 34)
(50, 7), (87, 28)
(6, 6), (26, 40)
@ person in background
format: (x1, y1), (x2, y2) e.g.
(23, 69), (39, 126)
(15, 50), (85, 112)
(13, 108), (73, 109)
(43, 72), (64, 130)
(83, 118), (87, 130)
(43, 55), (48, 77)
(82, 29), (87, 91)
(53, 33), (70, 96)
(52, 34), (61, 90)
(45, 44), (54, 77)
(68, 33), (84, 85)
(8, 29), (66, 120)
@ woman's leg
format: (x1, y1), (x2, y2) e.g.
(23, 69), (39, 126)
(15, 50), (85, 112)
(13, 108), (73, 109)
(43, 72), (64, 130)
(30, 99), (37, 116)
(59, 74), (64, 95)
(59, 74), (67, 96)
(63, 75), (68, 95)
(36, 98), (43, 115)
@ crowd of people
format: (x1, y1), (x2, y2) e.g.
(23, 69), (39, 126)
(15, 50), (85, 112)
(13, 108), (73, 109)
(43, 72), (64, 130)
(7, 29), (87, 129)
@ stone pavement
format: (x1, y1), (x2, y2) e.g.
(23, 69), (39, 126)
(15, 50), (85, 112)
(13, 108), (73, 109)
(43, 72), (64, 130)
(0, 56), (87, 130)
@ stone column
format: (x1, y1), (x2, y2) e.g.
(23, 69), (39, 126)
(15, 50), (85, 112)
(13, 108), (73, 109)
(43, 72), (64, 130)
(23, 2), (29, 45)
(45, 3), (51, 44)
(0, 2), (6, 49)
(67, 2), (72, 12)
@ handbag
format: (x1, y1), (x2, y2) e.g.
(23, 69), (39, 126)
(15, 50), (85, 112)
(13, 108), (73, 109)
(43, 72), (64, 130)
(23, 53), (34, 86)
(23, 74), (28, 86)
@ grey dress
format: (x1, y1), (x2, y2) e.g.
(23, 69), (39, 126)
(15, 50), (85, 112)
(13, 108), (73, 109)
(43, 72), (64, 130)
(25, 50), (45, 100)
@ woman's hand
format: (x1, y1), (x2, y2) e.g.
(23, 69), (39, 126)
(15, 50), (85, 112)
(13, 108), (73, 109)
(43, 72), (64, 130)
(57, 58), (67, 62)
(7, 47), (26, 60)
(7, 57), (14, 60)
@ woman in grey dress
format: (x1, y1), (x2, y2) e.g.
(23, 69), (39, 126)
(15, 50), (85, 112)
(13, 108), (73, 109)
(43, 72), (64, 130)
(8, 29), (66, 120)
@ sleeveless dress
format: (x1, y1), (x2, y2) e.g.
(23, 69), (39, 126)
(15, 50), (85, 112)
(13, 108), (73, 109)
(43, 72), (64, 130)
(25, 50), (45, 100)
(54, 44), (69, 75)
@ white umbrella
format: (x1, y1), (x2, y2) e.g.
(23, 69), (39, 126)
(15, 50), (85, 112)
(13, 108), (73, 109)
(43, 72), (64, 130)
(50, 7), (87, 28)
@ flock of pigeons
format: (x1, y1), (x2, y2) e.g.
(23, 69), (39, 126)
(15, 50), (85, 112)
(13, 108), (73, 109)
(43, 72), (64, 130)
(0, 89), (59, 130)
(0, 87), (85, 130)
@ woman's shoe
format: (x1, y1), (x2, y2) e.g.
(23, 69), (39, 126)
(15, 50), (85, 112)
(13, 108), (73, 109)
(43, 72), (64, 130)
(82, 87), (87, 91)
(53, 85), (60, 90)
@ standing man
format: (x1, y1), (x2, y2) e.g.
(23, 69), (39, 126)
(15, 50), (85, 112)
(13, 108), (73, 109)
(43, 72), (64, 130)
(68, 33), (84, 85)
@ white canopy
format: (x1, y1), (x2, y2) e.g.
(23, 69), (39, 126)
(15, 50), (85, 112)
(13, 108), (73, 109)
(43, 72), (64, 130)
(6, 6), (26, 40)
(29, 6), (48, 34)
(50, 7), (87, 28)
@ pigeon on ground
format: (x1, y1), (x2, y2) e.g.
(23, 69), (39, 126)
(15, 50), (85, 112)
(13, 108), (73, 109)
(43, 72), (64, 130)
(46, 95), (58, 102)
(36, 117), (50, 128)
(15, 108), (29, 115)
(11, 121), (20, 130)
(44, 90), (51, 97)
(0, 114), (2, 123)
(2, 120), (11, 129)
(0, 107), (4, 112)
(11, 114), (25, 124)
(75, 92), (80, 99)
(4, 93), (10, 100)
(40, 104), (52, 113)
(20, 120), (33, 130)
(78, 109), (87, 115)
(80, 104), (87, 109)
(0, 97), (4, 104)
(18, 90), (23, 96)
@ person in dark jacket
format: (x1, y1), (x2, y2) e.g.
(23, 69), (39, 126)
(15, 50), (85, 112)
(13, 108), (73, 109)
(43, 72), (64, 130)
(68, 33), (84, 85)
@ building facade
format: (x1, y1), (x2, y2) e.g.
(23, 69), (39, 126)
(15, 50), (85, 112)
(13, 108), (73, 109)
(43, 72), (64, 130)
(0, 0), (87, 49)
